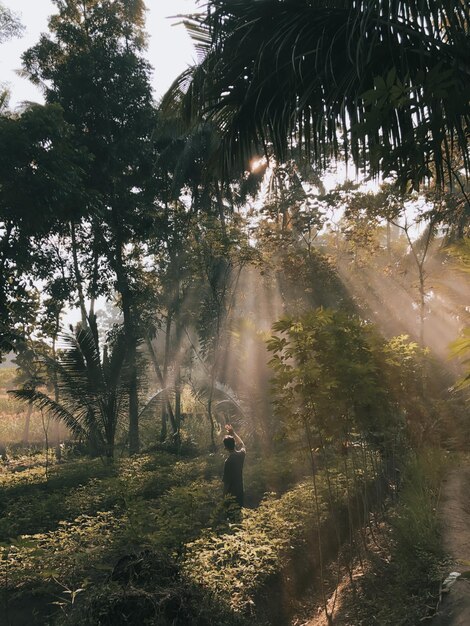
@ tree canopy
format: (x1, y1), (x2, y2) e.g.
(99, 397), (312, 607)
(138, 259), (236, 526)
(166, 0), (470, 189)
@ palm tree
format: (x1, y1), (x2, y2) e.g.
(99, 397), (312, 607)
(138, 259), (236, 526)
(9, 321), (128, 460)
(166, 0), (470, 189)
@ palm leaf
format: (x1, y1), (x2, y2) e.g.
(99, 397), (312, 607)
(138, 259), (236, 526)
(9, 326), (128, 457)
(168, 0), (470, 188)
(9, 388), (87, 438)
(138, 388), (168, 420)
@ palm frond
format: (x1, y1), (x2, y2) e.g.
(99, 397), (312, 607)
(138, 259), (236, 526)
(9, 326), (129, 456)
(169, 0), (470, 188)
(9, 388), (86, 437)
(138, 388), (168, 420)
(192, 379), (247, 418)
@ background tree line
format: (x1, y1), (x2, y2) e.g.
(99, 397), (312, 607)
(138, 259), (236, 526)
(0, 0), (469, 462)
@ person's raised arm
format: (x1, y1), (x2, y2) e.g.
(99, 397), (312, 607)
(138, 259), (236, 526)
(225, 424), (245, 451)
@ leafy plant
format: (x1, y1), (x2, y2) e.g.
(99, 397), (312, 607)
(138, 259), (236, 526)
(9, 323), (128, 460)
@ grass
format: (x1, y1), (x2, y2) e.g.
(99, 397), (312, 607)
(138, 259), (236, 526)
(327, 448), (451, 625)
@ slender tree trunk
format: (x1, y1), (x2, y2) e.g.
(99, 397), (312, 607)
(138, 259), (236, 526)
(112, 208), (139, 455)
(161, 312), (174, 440)
(88, 237), (100, 319)
(121, 292), (139, 455)
(51, 316), (61, 448)
(128, 345), (139, 455)
(70, 221), (88, 328)
(145, 335), (177, 433)
(22, 402), (33, 445)
(303, 416), (333, 626)
(214, 181), (227, 235)
(174, 305), (183, 439)
(386, 220), (392, 262)
(105, 420), (115, 462)
(117, 271), (139, 454)
(175, 368), (182, 433)
(208, 391), (216, 451)
(418, 267), (426, 347)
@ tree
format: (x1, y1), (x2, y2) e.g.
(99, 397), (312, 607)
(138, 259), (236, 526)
(10, 321), (128, 460)
(12, 337), (51, 444)
(0, 103), (89, 358)
(267, 308), (393, 451)
(167, 0), (470, 189)
(0, 2), (23, 110)
(141, 112), (263, 446)
(23, 0), (158, 453)
(0, 2), (23, 43)
(323, 182), (468, 350)
(449, 240), (470, 393)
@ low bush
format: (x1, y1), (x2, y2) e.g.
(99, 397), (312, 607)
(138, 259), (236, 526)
(335, 448), (450, 625)
(0, 445), (381, 624)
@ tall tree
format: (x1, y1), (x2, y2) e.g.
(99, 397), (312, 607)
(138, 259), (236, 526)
(23, 0), (158, 453)
(0, 2), (22, 42)
(0, 103), (88, 357)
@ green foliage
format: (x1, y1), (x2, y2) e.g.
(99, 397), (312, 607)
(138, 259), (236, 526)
(267, 309), (462, 452)
(391, 449), (447, 582)
(10, 324), (129, 459)
(0, 2), (23, 43)
(0, 103), (89, 356)
(169, 0), (470, 188)
(0, 510), (126, 590)
(267, 308), (394, 449)
(441, 240), (470, 430)
(451, 328), (470, 389)
(183, 449), (381, 616)
(345, 448), (449, 625)
(183, 486), (315, 612)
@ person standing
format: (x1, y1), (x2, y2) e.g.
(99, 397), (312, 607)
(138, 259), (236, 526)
(222, 424), (246, 507)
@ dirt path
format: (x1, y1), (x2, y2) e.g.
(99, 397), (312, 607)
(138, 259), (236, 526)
(432, 464), (470, 625)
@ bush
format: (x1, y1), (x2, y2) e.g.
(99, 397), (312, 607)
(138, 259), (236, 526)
(338, 448), (450, 626)
(391, 448), (449, 591)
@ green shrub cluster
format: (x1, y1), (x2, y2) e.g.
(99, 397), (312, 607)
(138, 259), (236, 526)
(0, 444), (382, 624)
(183, 492), (306, 612)
(390, 448), (449, 592)
(182, 466), (371, 614)
(340, 448), (450, 625)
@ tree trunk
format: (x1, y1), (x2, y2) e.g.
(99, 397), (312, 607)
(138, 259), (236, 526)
(174, 308), (183, 439)
(145, 336), (177, 434)
(207, 382), (217, 451)
(70, 221), (88, 328)
(22, 402), (33, 445)
(162, 311), (177, 440)
(386, 220), (392, 262)
(122, 293), (139, 455)
(88, 236), (100, 319)
(128, 347), (139, 455)
(418, 268), (426, 347)
(112, 208), (140, 455)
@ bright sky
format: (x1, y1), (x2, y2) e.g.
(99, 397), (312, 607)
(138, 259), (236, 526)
(1, 0), (198, 108)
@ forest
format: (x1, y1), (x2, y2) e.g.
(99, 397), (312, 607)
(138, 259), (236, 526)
(0, 1), (470, 625)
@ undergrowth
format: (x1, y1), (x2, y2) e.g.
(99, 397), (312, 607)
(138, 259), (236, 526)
(0, 446), (380, 625)
(332, 448), (450, 626)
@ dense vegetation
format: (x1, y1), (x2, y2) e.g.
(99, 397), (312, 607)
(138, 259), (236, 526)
(1, 1), (470, 624)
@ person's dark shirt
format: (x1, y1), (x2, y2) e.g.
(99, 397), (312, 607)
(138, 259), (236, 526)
(223, 447), (246, 506)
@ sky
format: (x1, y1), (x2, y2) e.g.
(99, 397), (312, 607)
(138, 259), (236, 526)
(1, 0), (198, 108)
